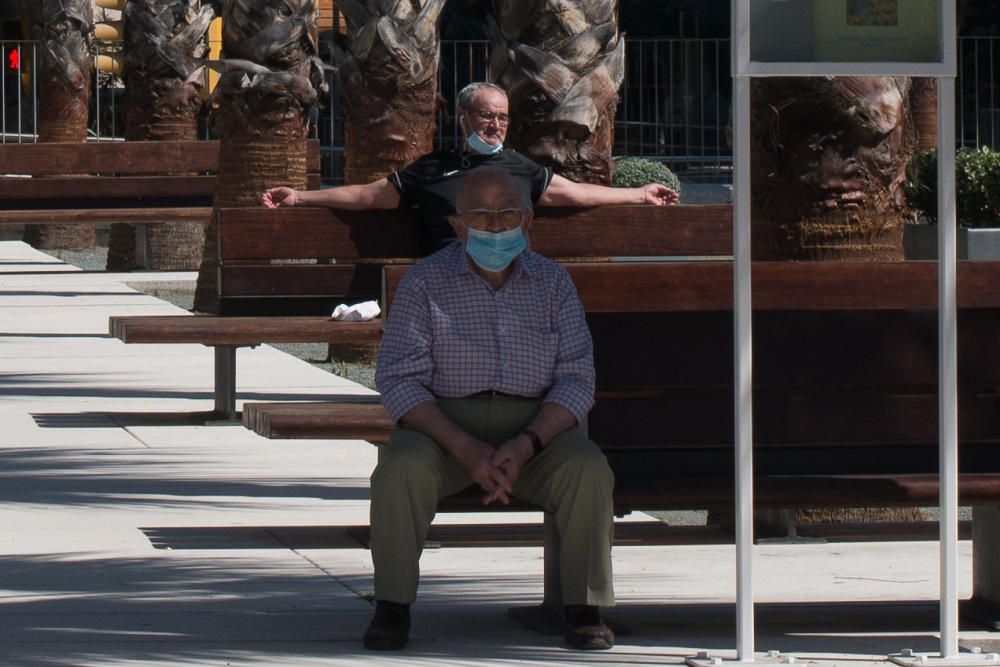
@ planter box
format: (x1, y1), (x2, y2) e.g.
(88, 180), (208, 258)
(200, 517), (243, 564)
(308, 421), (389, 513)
(903, 225), (1000, 260)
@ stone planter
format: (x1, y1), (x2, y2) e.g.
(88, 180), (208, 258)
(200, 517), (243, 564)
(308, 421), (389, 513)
(903, 225), (1000, 260)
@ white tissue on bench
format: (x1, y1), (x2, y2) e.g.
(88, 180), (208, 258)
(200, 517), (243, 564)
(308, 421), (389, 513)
(331, 300), (381, 321)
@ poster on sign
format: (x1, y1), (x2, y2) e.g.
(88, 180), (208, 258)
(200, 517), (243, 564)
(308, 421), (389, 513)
(750, 0), (942, 65)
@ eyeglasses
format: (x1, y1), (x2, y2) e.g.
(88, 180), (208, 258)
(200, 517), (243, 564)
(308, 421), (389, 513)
(458, 208), (525, 231)
(472, 109), (510, 125)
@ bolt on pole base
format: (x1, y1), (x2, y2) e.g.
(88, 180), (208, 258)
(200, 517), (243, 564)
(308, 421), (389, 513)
(687, 650), (795, 666)
(889, 648), (1000, 667)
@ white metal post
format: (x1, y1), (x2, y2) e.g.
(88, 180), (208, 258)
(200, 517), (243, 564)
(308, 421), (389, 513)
(937, 74), (959, 660)
(733, 72), (755, 662)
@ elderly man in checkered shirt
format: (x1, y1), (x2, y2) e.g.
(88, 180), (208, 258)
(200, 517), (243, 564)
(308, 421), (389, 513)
(365, 167), (615, 652)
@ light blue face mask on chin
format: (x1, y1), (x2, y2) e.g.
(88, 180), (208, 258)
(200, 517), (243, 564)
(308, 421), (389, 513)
(465, 225), (526, 272)
(466, 131), (503, 155)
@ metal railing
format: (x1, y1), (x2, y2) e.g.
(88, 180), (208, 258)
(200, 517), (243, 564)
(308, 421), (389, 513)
(4, 36), (1000, 182)
(959, 36), (1000, 149)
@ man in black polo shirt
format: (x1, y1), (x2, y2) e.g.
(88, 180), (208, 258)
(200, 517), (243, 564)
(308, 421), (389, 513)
(262, 82), (678, 251)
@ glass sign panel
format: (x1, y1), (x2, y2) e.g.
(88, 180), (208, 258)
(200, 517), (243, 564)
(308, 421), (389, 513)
(750, 0), (942, 64)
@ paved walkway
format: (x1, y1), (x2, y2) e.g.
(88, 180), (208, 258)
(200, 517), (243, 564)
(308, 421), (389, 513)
(1, 240), (997, 666)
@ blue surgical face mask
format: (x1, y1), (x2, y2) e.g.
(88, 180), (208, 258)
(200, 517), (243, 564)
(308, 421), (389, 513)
(464, 225), (526, 272)
(466, 131), (503, 155)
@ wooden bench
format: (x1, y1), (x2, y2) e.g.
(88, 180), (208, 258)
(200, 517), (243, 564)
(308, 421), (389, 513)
(234, 206), (1000, 628)
(0, 139), (320, 267)
(110, 204), (724, 419)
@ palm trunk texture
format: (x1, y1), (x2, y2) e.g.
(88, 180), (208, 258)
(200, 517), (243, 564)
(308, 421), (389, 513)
(750, 77), (918, 261)
(26, 0), (95, 250)
(193, 0), (326, 313)
(107, 0), (215, 272)
(331, 0), (446, 184)
(488, 0), (623, 185)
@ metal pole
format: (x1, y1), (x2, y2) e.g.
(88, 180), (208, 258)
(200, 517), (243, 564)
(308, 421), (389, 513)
(937, 74), (959, 660)
(732, 1), (754, 657)
(733, 71), (754, 663)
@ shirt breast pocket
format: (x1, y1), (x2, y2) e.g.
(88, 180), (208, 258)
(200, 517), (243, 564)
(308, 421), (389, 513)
(508, 329), (559, 388)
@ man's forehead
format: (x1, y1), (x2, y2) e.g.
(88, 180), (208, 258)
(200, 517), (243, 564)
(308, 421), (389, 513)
(459, 181), (523, 208)
(473, 88), (508, 108)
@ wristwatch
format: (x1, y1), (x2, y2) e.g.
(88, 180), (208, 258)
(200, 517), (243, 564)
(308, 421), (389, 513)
(521, 428), (544, 457)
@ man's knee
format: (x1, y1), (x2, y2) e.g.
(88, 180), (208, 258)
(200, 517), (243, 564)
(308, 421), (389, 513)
(549, 432), (614, 493)
(371, 430), (445, 496)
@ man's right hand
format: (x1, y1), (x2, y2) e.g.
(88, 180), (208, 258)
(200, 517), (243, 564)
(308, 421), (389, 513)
(261, 187), (298, 208)
(456, 439), (513, 505)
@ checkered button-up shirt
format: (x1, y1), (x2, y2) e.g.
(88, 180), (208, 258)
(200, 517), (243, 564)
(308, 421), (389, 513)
(375, 242), (595, 424)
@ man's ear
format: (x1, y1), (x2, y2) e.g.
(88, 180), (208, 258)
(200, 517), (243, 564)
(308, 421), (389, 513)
(522, 209), (534, 232)
(448, 214), (464, 238)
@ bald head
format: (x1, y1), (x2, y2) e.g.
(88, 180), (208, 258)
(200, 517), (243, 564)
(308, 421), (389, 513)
(455, 167), (531, 212)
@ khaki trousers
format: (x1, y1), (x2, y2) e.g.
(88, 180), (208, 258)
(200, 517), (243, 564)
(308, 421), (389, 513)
(369, 395), (615, 606)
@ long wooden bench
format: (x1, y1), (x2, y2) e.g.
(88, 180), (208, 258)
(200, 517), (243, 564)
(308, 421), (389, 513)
(110, 204), (726, 418)
(0, 139), (320, 267)
(233, 207), (1000, 628)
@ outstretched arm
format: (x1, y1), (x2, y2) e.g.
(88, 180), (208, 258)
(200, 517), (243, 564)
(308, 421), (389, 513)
(537, 173), (678, 208)
(261, 178), (401, 210)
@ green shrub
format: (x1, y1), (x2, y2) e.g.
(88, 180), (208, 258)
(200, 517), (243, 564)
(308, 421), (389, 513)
(612, 157), (682, 196)
(905, 146), (1000, 228)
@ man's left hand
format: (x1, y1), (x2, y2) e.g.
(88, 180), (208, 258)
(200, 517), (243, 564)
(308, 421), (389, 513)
(484, 435), (534, 504)
(639, 183), (680, 206)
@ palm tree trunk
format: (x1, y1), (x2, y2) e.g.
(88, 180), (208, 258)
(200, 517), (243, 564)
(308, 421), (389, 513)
(25, 0), (95, 250)
(330, 0), (446, 184)
(910, 77), (938, 151)
(107, 0), (215, 272)
(488, 0), (623, 185)
(193, 0), (326, 313)
(750, 77), (918, 261)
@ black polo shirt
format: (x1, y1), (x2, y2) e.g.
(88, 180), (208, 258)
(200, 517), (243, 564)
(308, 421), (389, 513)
(388, 149), (552, 253)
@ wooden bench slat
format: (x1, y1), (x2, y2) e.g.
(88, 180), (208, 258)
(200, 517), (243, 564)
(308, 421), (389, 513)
(589, 392), (1000, 448)
(220, 264), (372, 298)
(384, 261), (1000, 314)
(0, 139), (320, 176)
(0, 176), (217, 201)
(590, 310), (1000, 390)
(109, 315), (382, 345)
(243, 402), (391, 441)
(0, 207), (214, 225)
(217, 204), (733, 261)
(609, 474), (1000, 512)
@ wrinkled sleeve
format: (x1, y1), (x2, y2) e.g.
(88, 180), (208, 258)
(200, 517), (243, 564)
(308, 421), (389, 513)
(529, 162), (553, 203)
(388, 160), (421, 208)
(375, 271), (436, 422)
(542, 268), (595, 423)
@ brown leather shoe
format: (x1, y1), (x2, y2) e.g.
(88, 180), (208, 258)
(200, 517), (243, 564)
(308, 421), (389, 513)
(363, 600), (410, 650)
(564, 604), (614, 650)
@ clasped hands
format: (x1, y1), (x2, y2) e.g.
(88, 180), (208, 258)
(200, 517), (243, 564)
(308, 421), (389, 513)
(458, 435), (535, 506)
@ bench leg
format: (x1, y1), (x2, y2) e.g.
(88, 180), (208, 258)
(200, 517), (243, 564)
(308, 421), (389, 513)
(962, 505), (1000, 630)
(135, 224), (148, 270)
(213, 346), (238, 421)
(507, 512), (564, 634)
(755, 508), (826, 544)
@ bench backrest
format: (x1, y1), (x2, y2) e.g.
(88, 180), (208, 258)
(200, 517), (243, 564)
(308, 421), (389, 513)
(0, 140), (322, 206)
(214, 204), (732, 314)
(381, 259), (1000, 477)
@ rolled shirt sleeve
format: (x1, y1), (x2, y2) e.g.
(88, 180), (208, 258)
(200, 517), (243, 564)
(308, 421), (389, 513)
(542, 267), (595, 424)
(375, 273), (436, 423)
